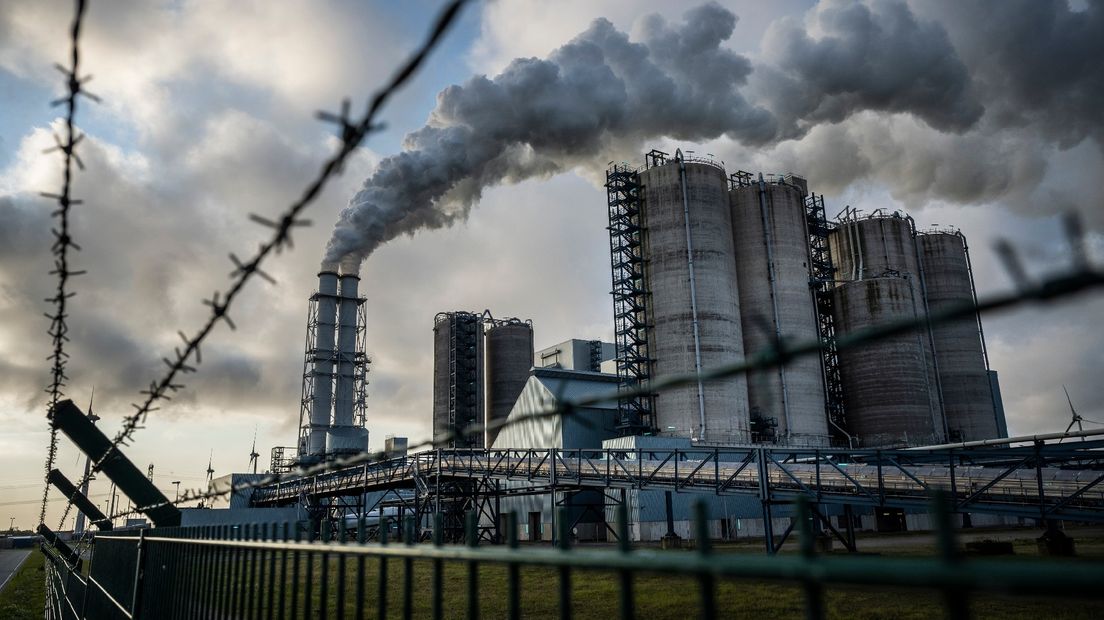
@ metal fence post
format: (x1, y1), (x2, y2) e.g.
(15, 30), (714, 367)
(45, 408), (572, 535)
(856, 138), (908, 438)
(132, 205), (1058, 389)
(130, 529), (148, 619)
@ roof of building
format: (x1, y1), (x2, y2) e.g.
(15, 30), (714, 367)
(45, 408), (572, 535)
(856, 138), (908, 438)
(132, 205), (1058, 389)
(529, 366), (619, 410)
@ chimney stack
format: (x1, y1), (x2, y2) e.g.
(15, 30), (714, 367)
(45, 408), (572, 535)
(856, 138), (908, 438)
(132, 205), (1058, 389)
(333, 258), (360, 427)
(306, 262), (340, 456)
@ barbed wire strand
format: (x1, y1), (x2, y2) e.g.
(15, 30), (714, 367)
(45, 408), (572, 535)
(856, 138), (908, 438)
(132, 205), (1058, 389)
(56, 0), (470, 531)
(39, 0), (98, 529)
(111, 239), (1104, 519)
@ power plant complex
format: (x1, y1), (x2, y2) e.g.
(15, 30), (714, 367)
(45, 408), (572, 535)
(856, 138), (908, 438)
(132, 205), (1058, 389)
(249, 147), (1012, 543)
(407, 148), (1005, 455)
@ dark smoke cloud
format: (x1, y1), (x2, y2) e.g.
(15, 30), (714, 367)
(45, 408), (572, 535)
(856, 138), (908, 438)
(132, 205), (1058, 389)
(756, 0), (982, 136)
(326, 3), (779, 263)
(910, 0), (1104, 147)
(327, 0), (1104, 264)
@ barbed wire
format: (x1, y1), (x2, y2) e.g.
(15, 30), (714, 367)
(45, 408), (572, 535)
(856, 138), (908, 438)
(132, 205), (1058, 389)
(55, 0), (470, 531)
(109, 229), (1104, 520)
(39, 0), (98, 528)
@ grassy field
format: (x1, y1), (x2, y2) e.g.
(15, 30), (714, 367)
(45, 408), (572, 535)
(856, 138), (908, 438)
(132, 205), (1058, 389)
(0, 550), (45, 620)
(27, 529), (1104, 619)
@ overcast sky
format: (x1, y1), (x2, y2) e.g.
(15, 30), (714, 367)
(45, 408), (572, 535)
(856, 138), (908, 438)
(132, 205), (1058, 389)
(1, 0), (1101, 529)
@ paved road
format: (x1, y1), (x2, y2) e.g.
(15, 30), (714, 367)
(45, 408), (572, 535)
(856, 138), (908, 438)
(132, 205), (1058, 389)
(0, 549), (32, 593)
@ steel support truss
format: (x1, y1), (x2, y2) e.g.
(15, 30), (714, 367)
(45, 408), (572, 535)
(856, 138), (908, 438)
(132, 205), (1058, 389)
(606, 163), (653, 434)
(253, 442), (1104, 536)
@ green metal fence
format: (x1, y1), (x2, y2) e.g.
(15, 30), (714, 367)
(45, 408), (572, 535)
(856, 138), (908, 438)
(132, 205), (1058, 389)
(42, 496), (1104, 620)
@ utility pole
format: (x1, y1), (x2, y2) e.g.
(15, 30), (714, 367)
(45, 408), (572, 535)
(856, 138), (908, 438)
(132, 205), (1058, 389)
(74, 388), (99, 534)
(173, 481), (182, 502)
(8, 516), (14, 532)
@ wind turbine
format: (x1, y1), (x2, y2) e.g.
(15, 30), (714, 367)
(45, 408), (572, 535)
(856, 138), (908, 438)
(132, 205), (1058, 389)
(248, 429), (260, 474)
(1063, 385), (1085, 442)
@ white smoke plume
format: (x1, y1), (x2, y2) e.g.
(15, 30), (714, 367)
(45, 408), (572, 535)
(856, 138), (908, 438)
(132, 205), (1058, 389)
(325, 0), (1103, 265)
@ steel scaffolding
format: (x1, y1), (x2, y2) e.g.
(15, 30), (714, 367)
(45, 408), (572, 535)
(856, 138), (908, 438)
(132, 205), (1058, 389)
(606, 162), (653, 434)
(805, 193), (847, 444)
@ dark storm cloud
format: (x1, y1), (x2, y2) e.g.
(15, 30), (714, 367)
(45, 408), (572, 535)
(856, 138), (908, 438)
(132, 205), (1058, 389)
(756, 0), (982, 136)
(326, 0), (1100, 265)
(911, 0), (1104, 146)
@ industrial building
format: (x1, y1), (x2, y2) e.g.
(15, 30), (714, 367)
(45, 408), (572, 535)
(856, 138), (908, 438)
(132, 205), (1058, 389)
(604, 149), (1006, 451)
(431, 311), (534, 448)
(290, 260), (371, 466)
(245, 146), (1012, 544)
(536, 339), (616, 373)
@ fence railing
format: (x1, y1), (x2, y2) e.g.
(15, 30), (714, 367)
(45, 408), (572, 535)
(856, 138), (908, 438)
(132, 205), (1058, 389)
(42, 496), (1104, 620)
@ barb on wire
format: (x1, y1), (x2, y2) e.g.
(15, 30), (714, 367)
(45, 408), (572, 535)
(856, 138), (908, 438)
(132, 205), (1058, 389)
(39, 0), (96, 529)
(112, 249), (1104, 520)
(58, 0), (470, 530)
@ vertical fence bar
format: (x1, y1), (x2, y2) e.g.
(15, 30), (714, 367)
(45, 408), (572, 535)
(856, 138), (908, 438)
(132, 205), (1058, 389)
(266, 522), (277, 620)
(379, 515), (389, 620)
(337, 517), (348, 620)
(321, 519), (331, 620)
(304, 522), (315, 620)
(466, 511), (479, 620)
(131, 528), (147, 620)
(230, 526), (243, 619)
(507, 512), (520, 620)
(240, 525), (250, 620)
(693, 501), (715, 620)
(432, 513), (444, 620)
(292, 524), (302, 620)
(796, 497), (824, 620)
(217, 525), (230, 619)
(248, 520), (258, 617)
(933, 491), (968, 620)
(557, 508), (572, 620)
(403, 516), (415, 620)
(356, 515), (366, 620)
(617, 503), (634, 620)
(279, 522), (290, 620)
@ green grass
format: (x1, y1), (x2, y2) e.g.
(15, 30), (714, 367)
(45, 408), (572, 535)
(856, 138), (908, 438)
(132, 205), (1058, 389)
(0, 549), (45, 620)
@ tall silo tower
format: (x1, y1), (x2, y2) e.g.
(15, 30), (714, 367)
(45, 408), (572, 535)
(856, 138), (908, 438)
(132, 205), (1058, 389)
(640, 150), (749, 444)
(833, 277), (943, 446)
(432, 312), (485, 448)
(917, 231), (1000, 441)
(484, 317), (534, 447)
(828, 211), (944, 446)
(729, 173), (829, 446)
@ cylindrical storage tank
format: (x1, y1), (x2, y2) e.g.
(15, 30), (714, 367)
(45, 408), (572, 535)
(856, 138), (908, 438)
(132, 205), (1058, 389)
(829, 214), (920, 283)
(333, 264), (360, 427)
(917, 232), (998, 441)
(730, 178), (829, 446)
(641, 157), (749, 443)
(432, 312), (485, 448)
(833, 277), (941, 447)
(308, 265), (340, 456)
(326, 426), (369, 457)
(484, 320), (533, 447)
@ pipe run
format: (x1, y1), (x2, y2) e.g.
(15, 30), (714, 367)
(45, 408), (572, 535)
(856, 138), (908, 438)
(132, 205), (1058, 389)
(676, 150), (707, 440)
(757, 174), (792, 439)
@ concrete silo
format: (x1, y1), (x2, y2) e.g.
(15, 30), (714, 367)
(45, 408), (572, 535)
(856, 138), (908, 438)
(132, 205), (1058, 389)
(832, 277), (942, 447)
(917, 232), (1000, 441)
(640, 151), (749, 443)
(729, 174), (829, 446)
(484, 319), (534, 447)
(432, 312), (484, 448)
(828, 211), (946, 446)
(829, 211), (921, 283)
